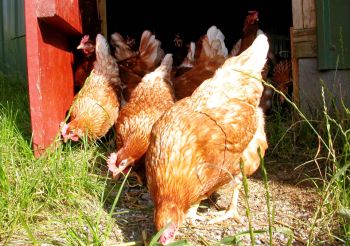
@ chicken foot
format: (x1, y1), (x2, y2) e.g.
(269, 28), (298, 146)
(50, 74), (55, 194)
(208, 175), (243, 224)
(185, 202), (205, 225)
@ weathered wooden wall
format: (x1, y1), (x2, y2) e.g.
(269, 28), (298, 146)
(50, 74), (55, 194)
(291, 0), (317, 57)
(292, 0), (350, 115)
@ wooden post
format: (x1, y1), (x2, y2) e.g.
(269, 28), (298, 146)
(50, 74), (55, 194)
(96, 0), (107, 37)
(25, 0), (82, 156)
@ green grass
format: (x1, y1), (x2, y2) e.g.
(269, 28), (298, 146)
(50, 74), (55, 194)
(0, 71), (350, 245)
(0, 72), (123, 245)
(264, 82), (350, 245)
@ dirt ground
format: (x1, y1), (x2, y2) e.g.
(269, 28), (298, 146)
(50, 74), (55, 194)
(105, 157), (333, 246)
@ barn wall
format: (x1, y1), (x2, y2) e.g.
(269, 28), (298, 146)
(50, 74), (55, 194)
(292, 0), (350, 115)
(0, 0), (26, 79)
(298, 59), (350, 116)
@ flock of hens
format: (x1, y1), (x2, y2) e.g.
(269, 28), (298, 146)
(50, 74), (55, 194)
(60, 11), (292, 245)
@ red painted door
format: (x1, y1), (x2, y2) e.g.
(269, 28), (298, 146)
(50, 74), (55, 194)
(25, 0), (82, 156)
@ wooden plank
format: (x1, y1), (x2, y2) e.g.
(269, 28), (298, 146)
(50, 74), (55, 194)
(290, 27), (300, 108)
(25, 0), (76, 156)
(96, 0), (107, 37)
(292, 28), (317, 58)
(292, 0), (303, 29)
(36, 0), (82, 35)
(303, 0), (316, 28)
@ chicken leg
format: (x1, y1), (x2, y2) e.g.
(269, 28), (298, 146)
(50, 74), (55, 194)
(208, 176), (243, 224)
(185, 202), (206, 225)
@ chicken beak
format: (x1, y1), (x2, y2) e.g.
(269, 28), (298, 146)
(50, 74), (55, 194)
(77, 44), (84, 50)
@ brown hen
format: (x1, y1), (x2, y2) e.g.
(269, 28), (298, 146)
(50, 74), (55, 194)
(173, 25), (228, 100)
(74, 35), (95, 91)
(61, 34), (121, 142)
(146, 34), (269, 245)
(272, 59), (292, 104)
(107, 54), (175, 179)
(230, 10), (262, 57)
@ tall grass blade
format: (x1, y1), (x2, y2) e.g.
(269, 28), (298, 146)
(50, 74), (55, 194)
(259, 147), (274, 245)
(240, 160), (255, 245)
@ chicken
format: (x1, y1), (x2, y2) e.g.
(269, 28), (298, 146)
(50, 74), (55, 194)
(272, 59), (292, 104)
(146, 34), (269, 245)
(230, 10), (262, 57)
(117, 30), (164, 101)
(74, 35), (96, 91)
(110, 32), (137, 62)
(230, 11), (277, 114)
(173, 26), (228, 100)
(107, 54), (175, 179)
(61, 34), (121, 142)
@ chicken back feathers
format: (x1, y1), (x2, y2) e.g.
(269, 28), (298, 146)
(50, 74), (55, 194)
(61, 34), (121, 142)
(146, 34), (269, 243)
(107, 54), (175, 178)
(173, 26), (228, 100)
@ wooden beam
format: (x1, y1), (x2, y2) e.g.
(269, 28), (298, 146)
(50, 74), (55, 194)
(292, 28), (317, 58)
(290, 27), (300, 108)
(96, 0), (107, 37)
(303, 0), (316, 28)
(25, 0), (77, 156)
(36, 0), (82, 35)
(292, 0), (303, 29)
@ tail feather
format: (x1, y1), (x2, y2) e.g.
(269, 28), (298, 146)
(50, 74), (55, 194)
(93, 34), (120, 84)
(110, 32), (136, 61)
(179, 42), (196, 68)
(96, 34), (110, 60)
(189, 42), (196, 60)
(139, 30), (164, 70)
(206, 26), (228, 57)
(221, 33), (268, 78)
(144, 54), (173, 83)
(159, 54), (173, 73)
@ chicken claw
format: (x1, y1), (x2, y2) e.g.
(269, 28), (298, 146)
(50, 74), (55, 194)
(208, 208), (243, 224)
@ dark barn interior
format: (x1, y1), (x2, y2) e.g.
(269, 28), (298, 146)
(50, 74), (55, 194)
(106, 0), (292, 64)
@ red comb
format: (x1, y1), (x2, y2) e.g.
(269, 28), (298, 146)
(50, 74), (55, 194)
(81, 35), (90, 44)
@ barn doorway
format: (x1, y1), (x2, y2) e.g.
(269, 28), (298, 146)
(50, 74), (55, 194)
(106, 0), (293, 63)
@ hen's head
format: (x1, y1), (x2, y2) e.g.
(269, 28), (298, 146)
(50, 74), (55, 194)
(154, 203), (185, 245)
(77, 35), (95, 56)
(107, 151), (133, 178)
(60, 122), (83, 142)
(246, 11), (259, 25)
(160, 222), (177, 245)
